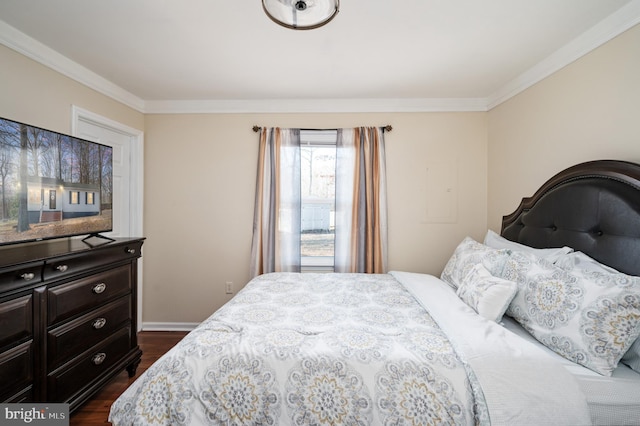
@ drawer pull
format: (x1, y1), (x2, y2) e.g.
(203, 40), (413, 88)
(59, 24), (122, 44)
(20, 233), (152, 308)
(126, 248), (136, 254)
(92, 283), (107, 294)
(92, 317), (107, 329)
(91, 352), (107, 365)
(56, 264), (69, 272)
(20, 272), (36, 281)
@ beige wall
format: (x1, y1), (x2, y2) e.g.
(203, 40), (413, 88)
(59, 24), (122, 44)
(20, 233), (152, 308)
(0, 45), (143, 134)
(487, 24), (640, 232)
(1, 42), (488, 325)
(143, 112), (487, 323)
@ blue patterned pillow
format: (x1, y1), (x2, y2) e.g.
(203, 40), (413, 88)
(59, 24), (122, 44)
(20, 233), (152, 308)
(500, 251), (640, 376)
(457, 263), (517, 322)
(441, 237), (510, 290)
(555, 252), (640, 374)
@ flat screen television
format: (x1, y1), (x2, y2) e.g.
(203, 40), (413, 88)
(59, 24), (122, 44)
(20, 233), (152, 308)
(0, 116), (113, 246)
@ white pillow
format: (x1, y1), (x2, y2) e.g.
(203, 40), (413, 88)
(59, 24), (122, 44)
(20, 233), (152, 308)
(441, 237), (510, 290)
(457, 263), (517, 322)
(622, 337), (640, 374)
(500, 250), (640, 376)
(554, 251), (620, 274)
(484, 230), (573, 263)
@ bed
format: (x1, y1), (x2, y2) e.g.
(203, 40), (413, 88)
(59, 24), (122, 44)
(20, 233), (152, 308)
(109, 160), (640, 425)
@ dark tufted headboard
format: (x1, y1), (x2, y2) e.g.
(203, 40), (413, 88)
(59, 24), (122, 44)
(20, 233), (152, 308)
(501, 160), (640, 276)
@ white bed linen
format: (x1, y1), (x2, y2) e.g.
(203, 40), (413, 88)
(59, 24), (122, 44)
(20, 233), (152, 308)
(391, 271), (592, 426)
(501, 316), (640, 426)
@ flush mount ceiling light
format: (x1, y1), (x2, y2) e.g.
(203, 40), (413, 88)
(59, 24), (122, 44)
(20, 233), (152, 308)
(262, 0), (339, 30)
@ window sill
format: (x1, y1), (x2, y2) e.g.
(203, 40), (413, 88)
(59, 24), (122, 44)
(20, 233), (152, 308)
(301, 256), (334, 273)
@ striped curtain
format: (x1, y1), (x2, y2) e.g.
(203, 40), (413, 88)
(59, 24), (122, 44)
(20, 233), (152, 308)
(250, 127), (301, 277)
(335, 127), (388, 273)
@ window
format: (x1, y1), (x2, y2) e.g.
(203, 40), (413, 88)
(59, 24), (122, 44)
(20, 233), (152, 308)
(251, 126), (387, 277)
(300, 130), (337, 270)
(86, 192), (95, 205)
(69, 191), (80, 204)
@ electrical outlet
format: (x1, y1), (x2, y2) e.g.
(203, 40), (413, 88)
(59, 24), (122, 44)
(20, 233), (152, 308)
(225, 281), (233, 294)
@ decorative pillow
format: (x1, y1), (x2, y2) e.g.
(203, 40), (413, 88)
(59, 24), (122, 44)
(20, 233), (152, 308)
(441, 237), (510, 290)
(566, 265), (640, 375)
(484, 230), (573, 263)
(499, 250), (640, 376)
(457, 263), (518, 322)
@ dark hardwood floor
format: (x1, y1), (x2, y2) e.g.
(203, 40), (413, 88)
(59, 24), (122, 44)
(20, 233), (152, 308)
(70, 331), (189, 425)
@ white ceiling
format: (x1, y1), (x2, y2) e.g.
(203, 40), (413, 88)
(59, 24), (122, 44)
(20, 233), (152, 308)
(1, 0), (639, 113)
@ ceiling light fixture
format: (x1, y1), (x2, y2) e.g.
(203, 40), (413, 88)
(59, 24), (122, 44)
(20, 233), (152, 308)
(262, 0), (339, 30)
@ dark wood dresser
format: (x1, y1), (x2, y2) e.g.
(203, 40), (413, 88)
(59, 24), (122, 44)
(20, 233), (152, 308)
(0, 237), (144, 412)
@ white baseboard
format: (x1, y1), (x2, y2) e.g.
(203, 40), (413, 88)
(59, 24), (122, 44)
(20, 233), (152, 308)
(141, 322), (199, 332)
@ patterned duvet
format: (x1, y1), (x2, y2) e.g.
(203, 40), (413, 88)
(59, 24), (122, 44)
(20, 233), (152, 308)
(110, 273), (490, 425)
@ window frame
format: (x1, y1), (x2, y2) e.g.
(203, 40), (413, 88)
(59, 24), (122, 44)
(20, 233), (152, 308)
(69, 191), (80, 205)
(300, 130), (337, 272)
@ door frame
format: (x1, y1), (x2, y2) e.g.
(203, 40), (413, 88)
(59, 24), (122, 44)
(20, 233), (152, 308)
(71, 105), (145, 330)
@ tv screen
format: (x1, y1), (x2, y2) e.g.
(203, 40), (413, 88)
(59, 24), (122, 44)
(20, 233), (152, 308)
(0, 117), (113, 246)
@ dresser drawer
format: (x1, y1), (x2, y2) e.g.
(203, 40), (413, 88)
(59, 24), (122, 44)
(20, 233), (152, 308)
(5, 387), (32, 403)
(0, 340), (34, 402)
(47, 265), (132, 325)
(0, 294), (33, 350)
(43, 241), (142, 283)
(0, 262), (43, 291)
(48, 326), (132, 403)
(47, 296), (131, 369)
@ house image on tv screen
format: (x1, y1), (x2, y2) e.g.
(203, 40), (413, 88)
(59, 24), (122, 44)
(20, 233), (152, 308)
(28, 176), (101, 224)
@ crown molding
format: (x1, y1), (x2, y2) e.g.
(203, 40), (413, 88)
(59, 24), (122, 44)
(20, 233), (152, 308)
(0, 20), (146, 112)
(3, 2), (640, 114)
(487, 0), (640, 109)
(143, 97), (488, 114)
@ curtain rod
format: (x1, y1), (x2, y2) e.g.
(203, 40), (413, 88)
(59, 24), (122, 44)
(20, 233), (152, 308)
(252, 125), (392, 132)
